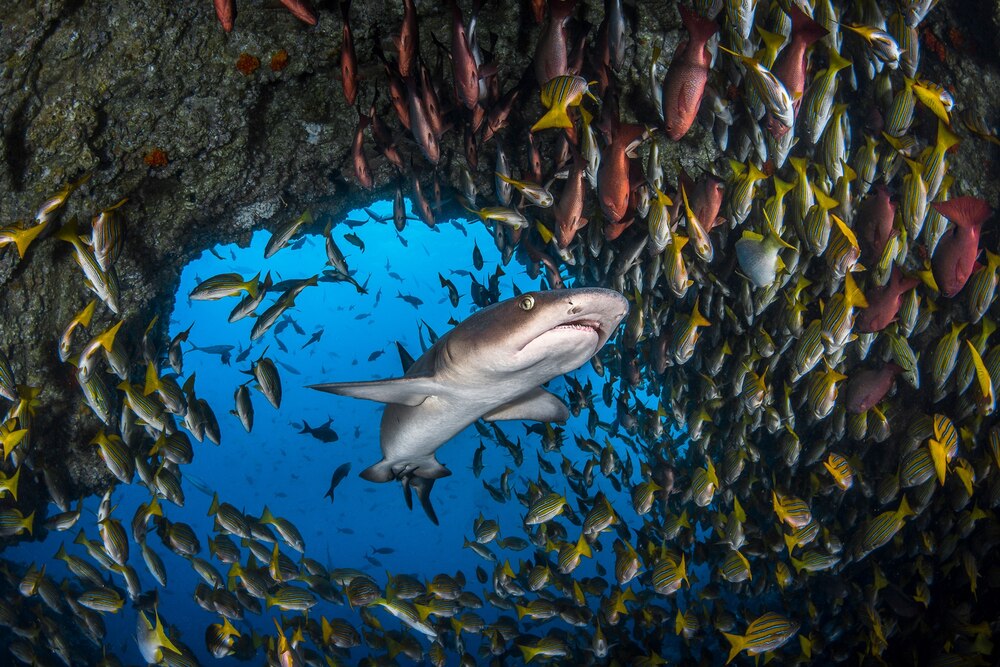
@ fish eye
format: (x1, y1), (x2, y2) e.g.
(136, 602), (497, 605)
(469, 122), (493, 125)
(518, 295), (535, 311)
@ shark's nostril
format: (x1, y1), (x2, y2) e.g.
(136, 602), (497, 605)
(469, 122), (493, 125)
(569, 305), (582, 315)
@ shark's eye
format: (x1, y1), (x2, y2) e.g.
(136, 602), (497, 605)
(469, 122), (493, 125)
(518, 295), (535, 311)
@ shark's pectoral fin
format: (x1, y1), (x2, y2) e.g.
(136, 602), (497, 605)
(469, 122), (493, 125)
(307, 375), (443, 406)
(359, 460), (396, 482)
(482, 387), (570, 423)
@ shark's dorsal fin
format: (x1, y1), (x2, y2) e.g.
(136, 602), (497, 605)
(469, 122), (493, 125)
(307, 375), (443, 406)
(482, 387), (570, 423)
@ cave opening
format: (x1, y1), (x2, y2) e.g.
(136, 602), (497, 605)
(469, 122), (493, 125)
(4, 198), (685, 664)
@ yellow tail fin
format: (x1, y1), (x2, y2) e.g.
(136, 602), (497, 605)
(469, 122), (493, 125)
(723, 632), (746, 665)
(531, 106), (573, 132)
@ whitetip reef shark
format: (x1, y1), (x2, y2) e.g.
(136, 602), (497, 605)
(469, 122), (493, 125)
(308, 288), (628, 522)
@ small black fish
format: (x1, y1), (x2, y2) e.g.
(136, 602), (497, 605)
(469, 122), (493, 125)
(472, 241), (484, 270)
(396, 292), (423, 308)
(439, 273), (460, 307)
(276, 360), (300, 375)
(325, 462), (351, 503)
(370, 546), (395, 555)
(364, 207), (390, 223)
(344, 232), (365, 251)
(188, 342), (234, 365)
(302, 329), (324, 349)
(368, 349), (385, 362)
(299, 417), (339, 444)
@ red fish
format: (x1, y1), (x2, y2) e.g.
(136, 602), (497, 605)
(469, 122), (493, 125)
(597, 121), (645, 225)
(555, 146), (588, 248)
(855, 267), (919, 332)
(376, 48), (411, 130)
(464, 124), (478, 169)
(529, 0), (546, 23)
(482, 86), (521, 143)
(661, 6), (718, 141)
(534, 0), (577, 85)
(932, 196), (993, 297)
(411, 175), (436, 228)
(603, 207), (637, 240)
(340, 0), (358, 105)
(420, 65), (447, 139)
(280, 0), (318, 26)
(214, 0), (235, 32)
(396, 0), (419, 78)
(368, 103), (403, 170)
(527, 134), (544, 185)
(522, 236), (565, 289)
(407, 77), (440, 165)
(680, 168), (726, 233)
(856, 185), (897, 267)
(352, 113), (374, 190)
(845, 363), (902, 414)
(772, 5), (827, 107)
(450, 0), (480, 109)
(214, 0), (316, 31)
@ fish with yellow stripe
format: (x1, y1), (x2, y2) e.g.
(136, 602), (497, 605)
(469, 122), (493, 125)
(531, 75), (597, 132)
(722, 612), (800, 665)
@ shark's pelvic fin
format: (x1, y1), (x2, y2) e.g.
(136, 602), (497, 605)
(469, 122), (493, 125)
(482, 387), (570, 423)
(359, 459), (396, 482)
(360, 456), (452, 483)
(306, 375), (443, 406)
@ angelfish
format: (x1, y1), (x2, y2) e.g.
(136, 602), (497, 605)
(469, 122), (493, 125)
(309, 289), (628, 489)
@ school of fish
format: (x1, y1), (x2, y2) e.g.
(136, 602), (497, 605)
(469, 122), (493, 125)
(2, 0), (1000, 664)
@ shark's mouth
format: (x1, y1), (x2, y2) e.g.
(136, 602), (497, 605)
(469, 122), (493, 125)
(553, 319), (603, 334)
(518, 318), (606, 354)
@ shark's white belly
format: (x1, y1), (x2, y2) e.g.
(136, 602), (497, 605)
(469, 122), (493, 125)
(379, 378), (532, 466)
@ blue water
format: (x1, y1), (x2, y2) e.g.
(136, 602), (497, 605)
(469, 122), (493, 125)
(6, 199), (699, 664)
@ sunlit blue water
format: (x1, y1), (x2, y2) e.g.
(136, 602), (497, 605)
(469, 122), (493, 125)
(6, 199), (699, 664)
